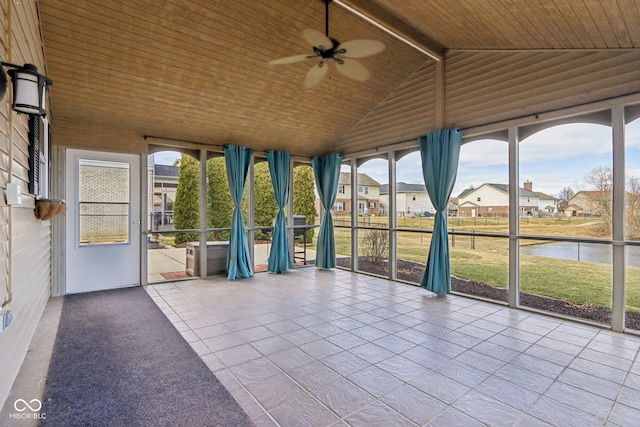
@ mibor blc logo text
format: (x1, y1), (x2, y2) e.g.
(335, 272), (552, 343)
(9, 398), (46, 420)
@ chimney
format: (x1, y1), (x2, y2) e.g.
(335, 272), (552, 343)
(524, 181), (532, 191)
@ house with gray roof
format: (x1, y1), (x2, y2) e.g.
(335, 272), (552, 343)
(457, 183), (539, 217)
(380, 182), (435, 217)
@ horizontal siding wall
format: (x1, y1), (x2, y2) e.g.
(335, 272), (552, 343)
(445, 50), (640, 129)
(0, 0), (52, 411)
(336, 60), (436, 155)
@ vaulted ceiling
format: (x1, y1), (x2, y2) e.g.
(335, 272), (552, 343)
(38, 0), (640, 157)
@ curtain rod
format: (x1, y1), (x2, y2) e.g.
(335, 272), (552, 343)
(143, 135), (311, 164)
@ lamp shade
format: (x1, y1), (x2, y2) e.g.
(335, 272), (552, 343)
(7, 64), (52, 116)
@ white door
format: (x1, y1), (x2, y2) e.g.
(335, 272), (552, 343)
(65, 149), (141, 293)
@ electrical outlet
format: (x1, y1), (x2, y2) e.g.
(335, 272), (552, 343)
(0, 310), (13, 332)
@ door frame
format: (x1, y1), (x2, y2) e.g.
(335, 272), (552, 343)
(51, 147), (147, 296)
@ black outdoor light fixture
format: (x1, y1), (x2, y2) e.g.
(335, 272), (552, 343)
(0, 61), (52, 116)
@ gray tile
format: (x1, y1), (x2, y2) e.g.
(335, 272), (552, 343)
(495, 363), (555, 394)
(624, 373), (640, 391)
(557, 368), (621, 400)
(544, 382), (613, 419)
(344, 401), (415, 427)
(608, 402), (640, 426)
(216, 343), (262, 367)
(410, 370), (470, 404)
(312, 378), (375, 417)
(372, 334), (416, 353)
(401, 345), (451, 370)
(568, 357), (627, 383)
(425, 407), (486, 427)
(435, 359), (491, 388)
(456, 349), (507, 374)
(453, 390), (523, 427)
(268, 347), (316, 371)
(350, 342), (396, 364)
(382, 384), (447, 425)
(528, 396), (604, 427)
(203, 332), (246, 352)
(377, 355), (429, 382)
(511, 353), (564, 380)
(251, 335), (294, 355)
(300, 339), (343, 359)
(617, 386), (640, 410)
(474, 341), (521, 363)
(325, 331), (369, 350)
(229, 356), (282, 386)
(321, 351), (370, 376)
(289, 361), (342, 391)
(270, 395), (340, 427)
(238, 325), (276, 342)
(246, 372), (307, 410)
(476, 376), (540, 412)
(348, 365), (404, 397)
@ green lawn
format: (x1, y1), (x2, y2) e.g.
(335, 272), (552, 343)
(325, 216), (640, 314)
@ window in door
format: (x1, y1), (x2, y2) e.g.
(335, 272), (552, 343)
(78, 159), (130, 245)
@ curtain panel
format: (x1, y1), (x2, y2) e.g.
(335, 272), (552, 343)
(311, 153), (343, 269)
(419, 128), (463, 294)
(224, 144), (254, 280)
(267, 150), (293, 273)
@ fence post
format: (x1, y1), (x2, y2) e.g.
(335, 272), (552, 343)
(451, 228), (455, 247)
(471, 230), (475, 249)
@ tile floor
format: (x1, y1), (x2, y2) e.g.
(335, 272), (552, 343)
(146, 268), (640, 427)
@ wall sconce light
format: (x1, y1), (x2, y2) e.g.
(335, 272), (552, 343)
(0, 62), (53, 117)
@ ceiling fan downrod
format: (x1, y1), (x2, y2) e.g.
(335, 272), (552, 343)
(323, 0), (332, 37)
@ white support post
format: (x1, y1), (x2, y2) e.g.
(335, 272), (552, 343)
(508, 126), (520, 308)
(288, 159), (295, 266)
(199, 150), (207, 279)
(247, 156), (255, 267)
(388, 151), (397, 281)
(140, 153), (149, 285)
(612, 105), (626, 332)
(351, 159), (358, 271)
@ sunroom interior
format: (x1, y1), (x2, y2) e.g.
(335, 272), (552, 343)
(2, 0), (640, 425)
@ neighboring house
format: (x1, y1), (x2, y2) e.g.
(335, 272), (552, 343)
(332, 172), (381, 216)
(564, 204), (585, 217)
(568, 190), (611, 217)
(379, 182), (435, 217)
(152, 161), (179, 229)
(522, 181), (560, 215)
(448, 198), (459, 217)
(457, 183), (539, 217)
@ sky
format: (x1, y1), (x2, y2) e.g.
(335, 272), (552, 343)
(152, 121), (640, 200)
(353, 121), (640, 198)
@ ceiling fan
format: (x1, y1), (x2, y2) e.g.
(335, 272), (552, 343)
(269, 0), (385, 88)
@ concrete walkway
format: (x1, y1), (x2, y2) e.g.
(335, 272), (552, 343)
(147, 243), (317, 282)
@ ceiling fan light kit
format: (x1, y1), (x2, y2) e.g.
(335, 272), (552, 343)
(269, 0), (385, 88)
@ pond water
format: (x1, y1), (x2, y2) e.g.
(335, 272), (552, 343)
(520, 241), (640, 267)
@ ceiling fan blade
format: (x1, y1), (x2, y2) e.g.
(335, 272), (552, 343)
(305, 63), (328, 88)
(303, 28), (332, 49)
(335, 58), (370, 82)
(268, 54), (311, 65)
(338, 40), (385, 58)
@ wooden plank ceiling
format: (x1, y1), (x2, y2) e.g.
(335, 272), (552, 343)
(37, 0), (640, 158)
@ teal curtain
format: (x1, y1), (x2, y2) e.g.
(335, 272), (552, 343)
(224, 144), (254, 280)
(267, 150), (293, 273)
(419, 128), (463, 294)
(312, 153), (343, 269)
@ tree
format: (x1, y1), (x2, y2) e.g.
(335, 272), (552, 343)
(627, 176), (640, 239)
(173, 154), (200, 244)
(253, 161), (278, 240)
(293, 166), (316, 242)
(557, 186), (575, 202)
(206, 157), (233, 240)
(584, 166), (613, 235)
